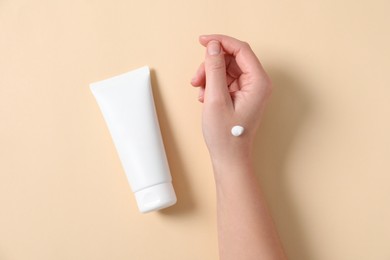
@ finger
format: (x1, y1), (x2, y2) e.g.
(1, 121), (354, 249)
(203, 40), (232, 106)
(198, 87), (205, 103)
(226, 74), (235, 86)
(192, 55), (240, 87)
(225, 55), (242, 79)
(191, 62), (206, 87)
(199, 34), (266, 78)
(228, 80), (240, 93)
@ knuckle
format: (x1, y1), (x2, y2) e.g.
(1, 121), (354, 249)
(253, 74), (273, 99)
(207, 58), (225, 71)
(241, 41), (251, 49)
(206, 95), (229, 107)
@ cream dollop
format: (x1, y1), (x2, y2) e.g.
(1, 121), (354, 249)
(231, 125), (245, 137)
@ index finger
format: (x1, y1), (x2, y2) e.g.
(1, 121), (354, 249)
(199, 34), (266, 78)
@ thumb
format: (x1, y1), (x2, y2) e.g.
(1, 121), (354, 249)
(204, 40), (232, 106)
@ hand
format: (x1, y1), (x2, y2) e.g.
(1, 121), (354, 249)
(191, 34), (272, 162)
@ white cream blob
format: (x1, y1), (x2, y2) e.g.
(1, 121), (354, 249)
(231, 125), (245, 137)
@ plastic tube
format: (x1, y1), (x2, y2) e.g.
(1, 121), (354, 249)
(90, 66), (177, 213)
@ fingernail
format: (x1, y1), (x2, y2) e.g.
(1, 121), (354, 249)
(207, 40), (221, 56)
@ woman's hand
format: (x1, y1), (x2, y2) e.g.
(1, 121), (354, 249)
(191, 34), (272, 162)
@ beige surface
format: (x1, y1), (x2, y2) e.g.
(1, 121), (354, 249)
(1, 0), (389, 259)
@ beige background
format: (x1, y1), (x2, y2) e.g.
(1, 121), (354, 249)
(1, 0), (389, 259)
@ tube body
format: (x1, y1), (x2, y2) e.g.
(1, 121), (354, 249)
(90, 66), (176, 213)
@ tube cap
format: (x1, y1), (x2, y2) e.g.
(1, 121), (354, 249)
(134, 182), (177, 213)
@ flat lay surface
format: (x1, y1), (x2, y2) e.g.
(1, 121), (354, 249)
(0, 0), (389, 259)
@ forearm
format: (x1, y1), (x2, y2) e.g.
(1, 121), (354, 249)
(212, 155), (287, 260)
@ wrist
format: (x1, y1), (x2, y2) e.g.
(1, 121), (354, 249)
(208, 137), (253, 163)
(210, 148), (255, 179)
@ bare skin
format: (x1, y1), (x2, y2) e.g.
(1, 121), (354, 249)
(191, 34), (287, 260)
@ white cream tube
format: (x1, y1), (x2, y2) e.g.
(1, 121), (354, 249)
(90, 66), (176, 213)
